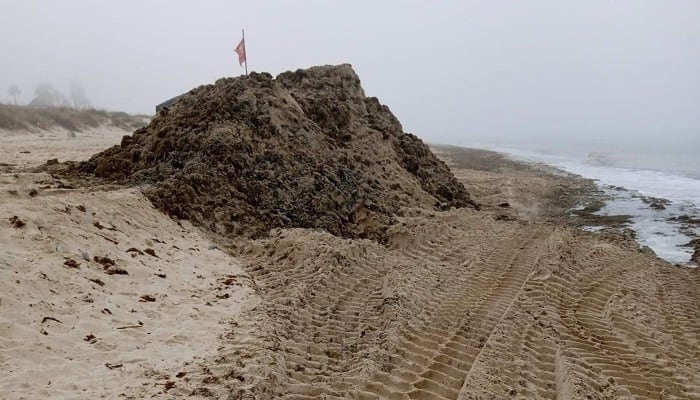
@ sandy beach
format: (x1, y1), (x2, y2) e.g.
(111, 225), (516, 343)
(2, 126), (698, 399)
(0, 128), (258, 399)
(2, 0), (698, 395)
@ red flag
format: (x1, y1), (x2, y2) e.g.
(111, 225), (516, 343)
(235, 38), (246, 66)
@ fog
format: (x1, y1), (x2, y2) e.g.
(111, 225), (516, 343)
(1, 0), (698, 151)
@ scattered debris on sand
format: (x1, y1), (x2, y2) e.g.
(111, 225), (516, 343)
(9, 215), (25, 228)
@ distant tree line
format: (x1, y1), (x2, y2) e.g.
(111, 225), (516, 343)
(5, 80), (91, 109)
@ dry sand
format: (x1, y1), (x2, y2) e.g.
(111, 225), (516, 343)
(0, 127), (133, 171)
(2, 130), (699, 399)
(0, 128), (257, 399)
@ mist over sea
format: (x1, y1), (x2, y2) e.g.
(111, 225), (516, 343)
(465, 138), (700, 265)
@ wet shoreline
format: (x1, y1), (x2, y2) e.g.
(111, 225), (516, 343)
(496, 149), (700, 266)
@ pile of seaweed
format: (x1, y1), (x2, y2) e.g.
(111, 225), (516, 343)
(79, 64), (474, 239)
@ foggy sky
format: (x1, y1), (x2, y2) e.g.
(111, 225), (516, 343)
(1, 0), (698, 148)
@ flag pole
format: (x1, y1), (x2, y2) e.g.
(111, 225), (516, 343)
(242, 29), (248, 76)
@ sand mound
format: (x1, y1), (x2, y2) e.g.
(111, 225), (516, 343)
(0, 104), (148, 133)
(79, 64), (473, 239)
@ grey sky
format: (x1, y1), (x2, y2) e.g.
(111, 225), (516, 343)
(1, 0), (698, 147)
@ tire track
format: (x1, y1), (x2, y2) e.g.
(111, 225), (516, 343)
(457, 278), (561, 399)
(358, 227), (548, 399)
(555, 252), (699, 399)
(236, 218), (700, 399)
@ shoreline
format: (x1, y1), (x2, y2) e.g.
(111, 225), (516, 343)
(430, 144), (599, 218)
(433, 144), (699, 267)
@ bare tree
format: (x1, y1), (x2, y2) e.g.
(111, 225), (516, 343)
(8, 85), (21, 105)
(30, 82), (69, 107)
(69, 79), (90, 110)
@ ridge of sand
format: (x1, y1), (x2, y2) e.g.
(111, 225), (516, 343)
(0, 104), (149, 134)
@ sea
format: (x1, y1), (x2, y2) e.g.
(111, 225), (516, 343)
(469, 141), (700, 266)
